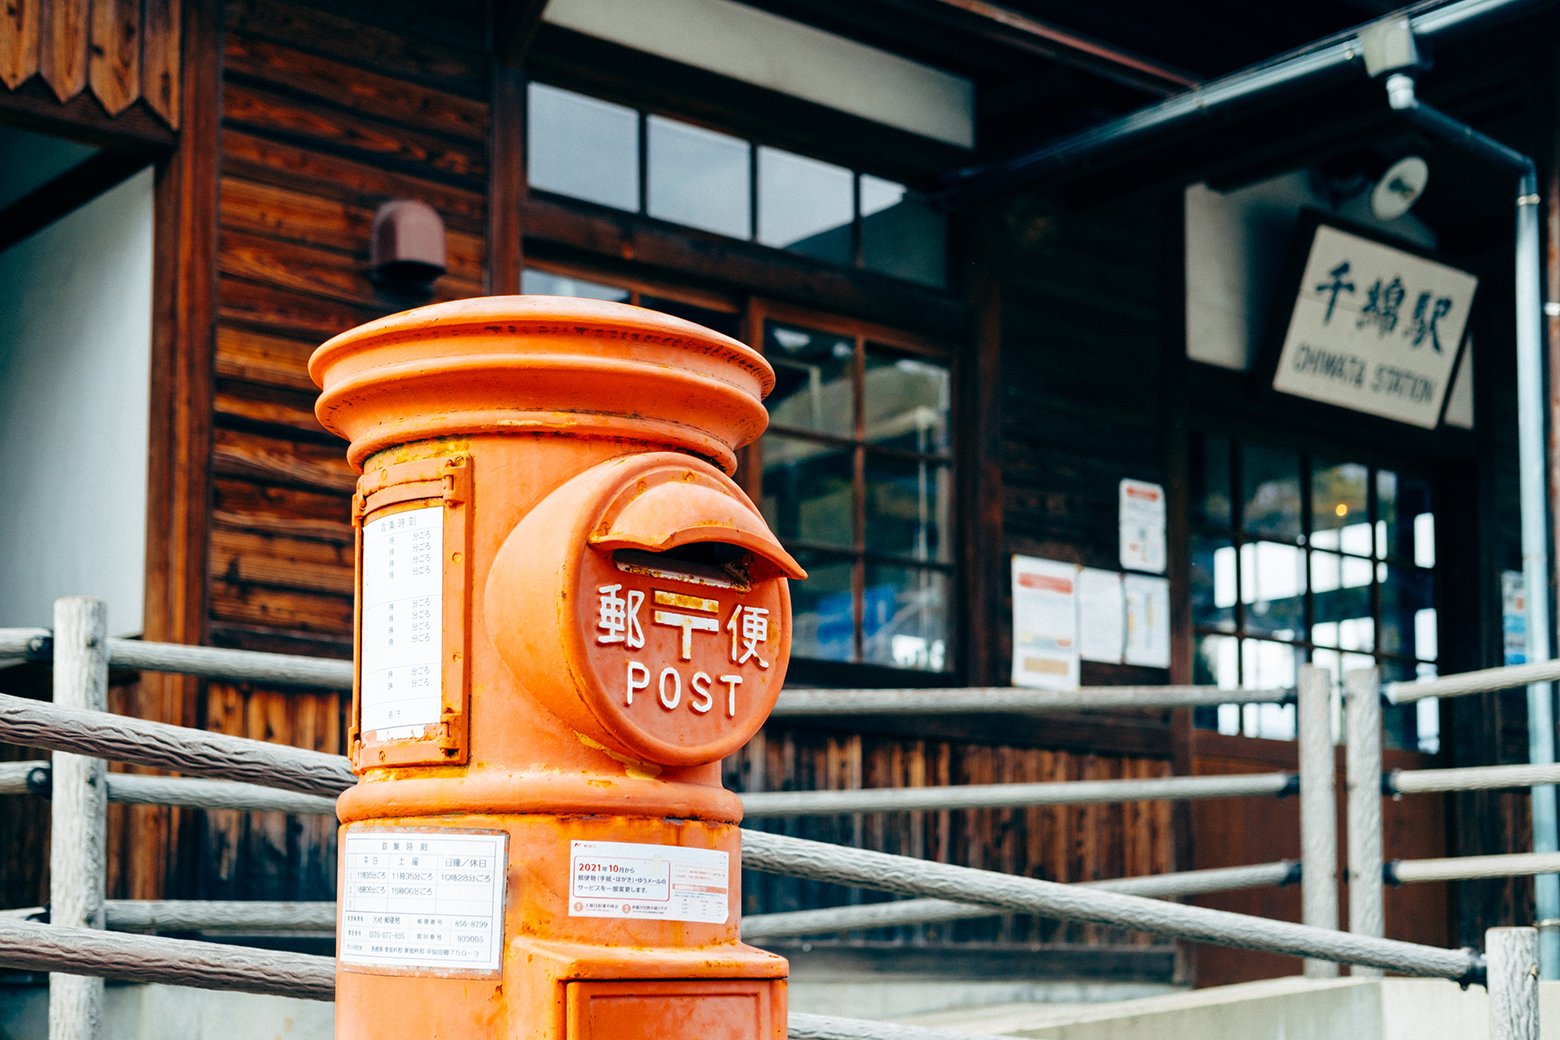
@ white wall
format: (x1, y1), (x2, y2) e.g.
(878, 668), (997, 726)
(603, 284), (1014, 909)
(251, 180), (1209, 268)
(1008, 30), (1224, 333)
(544, 0), (975, 149)
(0, 167), (153, 636)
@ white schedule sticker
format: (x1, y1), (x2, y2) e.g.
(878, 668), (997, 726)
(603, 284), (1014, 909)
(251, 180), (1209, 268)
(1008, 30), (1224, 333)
(360, 506), (443, 736)
(569, 841), (729, 924)
(340, 830), (506, 974)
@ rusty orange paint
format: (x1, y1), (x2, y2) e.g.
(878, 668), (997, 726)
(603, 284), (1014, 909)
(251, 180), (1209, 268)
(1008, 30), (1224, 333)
(310, 297), (799, 1039)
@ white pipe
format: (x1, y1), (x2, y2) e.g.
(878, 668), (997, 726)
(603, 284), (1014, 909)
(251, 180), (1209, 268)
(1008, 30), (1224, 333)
(1386, 69), (1560, 980)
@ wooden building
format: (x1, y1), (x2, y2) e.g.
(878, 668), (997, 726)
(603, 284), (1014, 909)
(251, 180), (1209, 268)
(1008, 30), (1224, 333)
(2, 0), (1559, 990)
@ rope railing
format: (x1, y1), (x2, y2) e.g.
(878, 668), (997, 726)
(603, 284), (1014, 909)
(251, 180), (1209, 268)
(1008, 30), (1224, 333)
(0, 627), (352, 690)
(1389, 761), (1560, 795)
(772, 684), (1292, 717)
(742, 860), (1297, 940)
(6, 607), (1560, 1040)
(740, 772), (1293, 817)
(0, 760), (337, 815)
(1388, 852), (1560, 886)
(1384, 658), (1560, 703)
(0, 691), (353, 797)
(741, 830), (1484, 984)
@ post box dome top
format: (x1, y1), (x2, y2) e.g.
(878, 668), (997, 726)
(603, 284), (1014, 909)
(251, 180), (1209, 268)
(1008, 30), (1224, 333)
(310, 295), (776, 472)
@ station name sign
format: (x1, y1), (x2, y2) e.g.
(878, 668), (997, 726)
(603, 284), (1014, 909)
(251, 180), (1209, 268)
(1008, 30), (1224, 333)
(1270, 222), (1476, 429)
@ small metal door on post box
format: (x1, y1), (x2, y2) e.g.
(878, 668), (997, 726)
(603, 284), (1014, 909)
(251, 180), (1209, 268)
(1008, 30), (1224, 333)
(310, 297), (804, 1040)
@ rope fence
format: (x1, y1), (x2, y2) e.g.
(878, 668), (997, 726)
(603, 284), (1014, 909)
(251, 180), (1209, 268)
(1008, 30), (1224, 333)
(7, 605), (1560, 1040)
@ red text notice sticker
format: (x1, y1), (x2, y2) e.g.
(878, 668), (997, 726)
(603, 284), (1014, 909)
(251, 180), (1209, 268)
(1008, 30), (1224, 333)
(568, 840), (729, 924)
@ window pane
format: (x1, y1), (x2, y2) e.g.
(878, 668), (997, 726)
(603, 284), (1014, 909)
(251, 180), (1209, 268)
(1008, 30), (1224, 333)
(861, 563), (949, 671)
(639, 294), (741, 340)
(761, 434), (853, 550)
(1378, 471), (1434, 566)
(860, 175), (947, 288)
(1310, 551), (1374, 651)
(1194, 633), (1241, 688)
(864, 453), (949, 562)
(1240, 640), (1299, 739)
(1191, 433), (1232, 529)
(757, 147), (852, 264)
(764, 322), (855, 438)
(1239, 541), (1304, 639)
(520, 268), (629, 302)
(1311, 461), (1371, 555)
(527, 83), (639, 211)
(863, 347), (949, 453)
(788, 550), (854, 663)
(1190, 534), (1236, 633)
(1241, 444), (1301, 542)
(647, 115), (750, 238)
(1380, 563), (1435, 659)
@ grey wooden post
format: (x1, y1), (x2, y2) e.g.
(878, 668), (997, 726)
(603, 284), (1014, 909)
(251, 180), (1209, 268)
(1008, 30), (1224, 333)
(1298, 664), (1339, 977)
(1346, 666), (1384, 976)
(49, 597), (108, 1040)
(1487, 926), (1540, 1040)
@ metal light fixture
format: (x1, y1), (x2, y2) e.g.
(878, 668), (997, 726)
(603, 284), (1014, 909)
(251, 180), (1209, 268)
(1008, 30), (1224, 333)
(369, 199), (446, 293)
(1369, 155), (1430, 221)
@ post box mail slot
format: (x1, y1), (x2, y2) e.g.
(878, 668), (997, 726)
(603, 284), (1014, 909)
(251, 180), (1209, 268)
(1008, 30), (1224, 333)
(486, 452), (804, 768)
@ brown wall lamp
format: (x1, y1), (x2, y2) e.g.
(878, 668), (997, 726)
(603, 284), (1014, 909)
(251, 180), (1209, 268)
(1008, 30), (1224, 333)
(368, 199), (446, 296)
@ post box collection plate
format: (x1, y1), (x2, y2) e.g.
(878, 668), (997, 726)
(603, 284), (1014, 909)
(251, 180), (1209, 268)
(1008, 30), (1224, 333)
(351, 453), (473, 769)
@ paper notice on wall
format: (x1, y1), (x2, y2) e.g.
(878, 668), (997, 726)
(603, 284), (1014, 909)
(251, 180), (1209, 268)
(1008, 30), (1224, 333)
(1119, 479), (1167, 574)
(1123, 574), (1171, 669)
(1011, 556), (1080, 689)
(340, 829), (507, 976)
(569, 840), (729, 924)
(360, 505), (444, 738)
(1078, 568), (1125, 664)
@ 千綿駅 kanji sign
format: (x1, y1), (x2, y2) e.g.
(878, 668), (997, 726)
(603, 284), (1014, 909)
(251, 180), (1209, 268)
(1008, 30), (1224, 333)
(1271, 223), (1477, 428)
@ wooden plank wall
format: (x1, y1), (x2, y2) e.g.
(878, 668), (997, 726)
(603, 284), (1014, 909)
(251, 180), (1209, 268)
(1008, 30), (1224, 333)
(0, 0), (180, 127)
(185, 0), (489, 900)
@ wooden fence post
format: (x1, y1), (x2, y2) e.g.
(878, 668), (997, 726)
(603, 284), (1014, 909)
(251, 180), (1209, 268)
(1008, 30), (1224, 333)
(49, 597), (108, 1040)
(1299, 664), (1339, 977)
(1346, 666), (1384, 977)
(1487, 926), (1540, 1040)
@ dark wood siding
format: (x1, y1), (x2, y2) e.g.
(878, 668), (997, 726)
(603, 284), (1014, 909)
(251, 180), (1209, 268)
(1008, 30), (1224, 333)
(180, 0), (488, 901)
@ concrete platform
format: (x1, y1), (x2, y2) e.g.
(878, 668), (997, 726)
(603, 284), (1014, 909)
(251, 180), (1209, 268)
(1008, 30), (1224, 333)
(895, 976), (1560, 1039)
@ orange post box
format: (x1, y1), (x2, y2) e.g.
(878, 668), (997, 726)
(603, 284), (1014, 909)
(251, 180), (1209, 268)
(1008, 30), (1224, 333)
(309, 297), (803, 1039)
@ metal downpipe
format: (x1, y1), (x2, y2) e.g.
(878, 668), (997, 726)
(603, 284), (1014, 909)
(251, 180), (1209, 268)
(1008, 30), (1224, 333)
(1385, 71), (1559, 977)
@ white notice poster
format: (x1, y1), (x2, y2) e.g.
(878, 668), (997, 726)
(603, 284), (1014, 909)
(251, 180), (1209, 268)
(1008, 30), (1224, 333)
(1123, 574), (1171, 669)
(1011, 556), (1080, 689)
(340, 829), (507, 975)
(1119, 479), (1167, 574)
(360, 506), (444, 737)
(1078, 568), (1125, 665)
(569, 840), (729, 924)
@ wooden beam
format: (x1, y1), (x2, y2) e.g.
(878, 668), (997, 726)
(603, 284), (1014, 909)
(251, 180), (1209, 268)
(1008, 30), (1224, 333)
(524, 193), (970, 340)
(0, 148), (149, 255)
(0, 76), (176, 149)
(492, 0), (549, 69)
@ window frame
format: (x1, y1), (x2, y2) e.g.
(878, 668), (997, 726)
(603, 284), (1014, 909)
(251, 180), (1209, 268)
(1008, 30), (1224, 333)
(744, 298), (960, 682)
(1186, 428), (1442, 750)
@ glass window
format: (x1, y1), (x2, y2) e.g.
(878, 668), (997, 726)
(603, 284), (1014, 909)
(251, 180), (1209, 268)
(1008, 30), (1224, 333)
(647, 116), (751, 238)
(1190, 432), (1439, 752)
(524, 81), (949, 287)
(863, 348), (951, 453)
(860, 175), (946, 287)
(757, 147), (852, 264)
(766, 323), (855, 439)
(759, 317), (953, 673)
(526, 83), (639, 211)
(521, 269), (630, 302)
